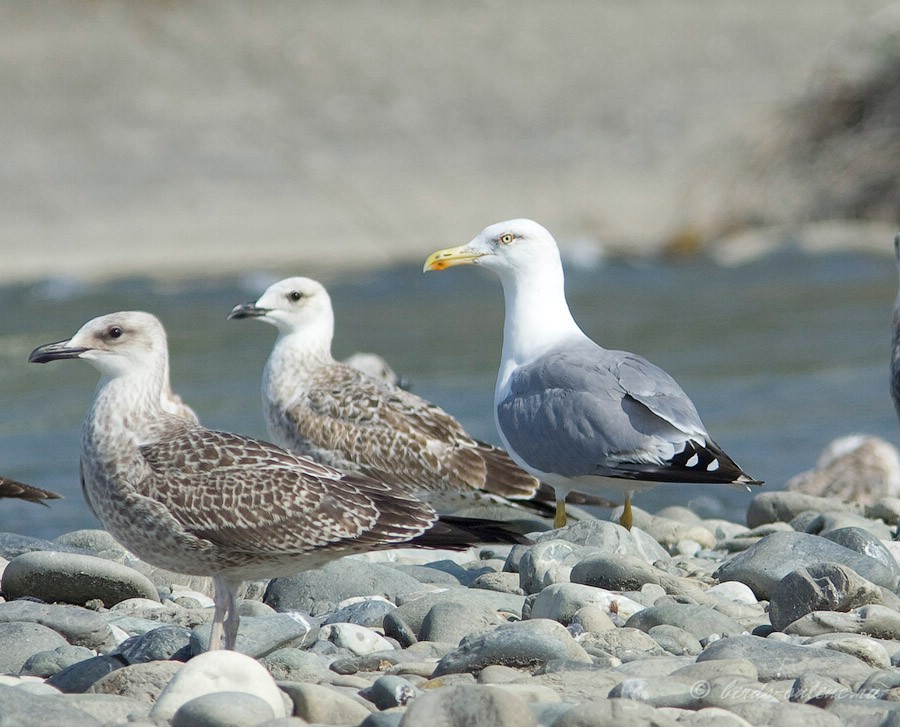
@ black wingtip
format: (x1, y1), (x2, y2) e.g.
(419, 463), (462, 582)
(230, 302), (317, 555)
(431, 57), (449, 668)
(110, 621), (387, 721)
(409, 515), (534, 550)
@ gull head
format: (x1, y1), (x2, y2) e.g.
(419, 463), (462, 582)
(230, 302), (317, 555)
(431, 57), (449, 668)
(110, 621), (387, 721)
(424, 219), (560, 275)
(29, 311), (167, 379)
(228, 277), (333, 336)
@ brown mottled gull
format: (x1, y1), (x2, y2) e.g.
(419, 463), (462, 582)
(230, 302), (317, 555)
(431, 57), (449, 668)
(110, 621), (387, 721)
(425, 219), (762, 529)
(228, 277), (542, 512)
(29, 311), (528, 650)
(0, 475), (62, 505)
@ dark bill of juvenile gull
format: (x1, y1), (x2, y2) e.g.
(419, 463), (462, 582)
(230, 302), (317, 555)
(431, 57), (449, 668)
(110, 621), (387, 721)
(0, 475), (62, 505)
(28, 311), (529, 650)
(227, 277), (546, 514)
(424, 219), (762, 529)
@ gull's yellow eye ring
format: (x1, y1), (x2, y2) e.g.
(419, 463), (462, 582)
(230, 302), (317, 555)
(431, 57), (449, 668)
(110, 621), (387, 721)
(498, 233), (514, 245)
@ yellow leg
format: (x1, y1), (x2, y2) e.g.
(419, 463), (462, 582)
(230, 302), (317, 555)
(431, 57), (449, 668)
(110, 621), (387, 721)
(619, 493), (633, 531)
(554, 498), (567, 529)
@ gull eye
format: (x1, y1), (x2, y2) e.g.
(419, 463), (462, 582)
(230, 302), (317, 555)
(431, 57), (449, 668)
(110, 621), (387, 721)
(108, 326), (123, 339)
(287, 291), (303, 303)
(498, 233), (515, 245)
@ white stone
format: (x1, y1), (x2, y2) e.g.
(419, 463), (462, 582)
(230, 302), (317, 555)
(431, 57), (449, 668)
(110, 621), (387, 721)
(320, 622), (395, 656)
(149, 650), (287, 721)
(109, 597), (166, 611)
(706, 581), (758, 605)
(166, 588), (216, 608)
(530, 582), (645, 623)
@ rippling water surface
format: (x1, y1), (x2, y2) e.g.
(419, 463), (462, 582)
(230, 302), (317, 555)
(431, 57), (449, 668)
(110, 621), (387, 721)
(1, 245), (897, 540)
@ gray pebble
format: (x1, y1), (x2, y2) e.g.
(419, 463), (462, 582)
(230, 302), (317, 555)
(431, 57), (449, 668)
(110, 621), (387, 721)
(360, 675), (423, 709)
(730, 701), (843, 726)
(746, 491), (866, 528)
(2, 550), (160, 606)
(52, 693), (152, 724)
(0, 684), (101, 727)
(696, 634), (874, 687)
(191, 612), (318, 656)
(433, 618), (592, 676)
(769, 562), (885, 631)
(569, 552), (664, 591)
(670, 657), (759, 683)
(264, 559), (425, 615)
(783, 603), (900, 639)
(812, 514), (894, 541)
(523, 519), (668, 560)
(530, 582), (645, 624)
(87, 660), (183, 703)
(20, 644), (95, 677)
(516, 540), (601, 593)
(0, 621), (68, 674)
(279, 681), (373, 724)
(625, 603), (745, 642)
(420, 600), (501, 644)
(54, 529), (128, 559)
(580, 626), (664, 661)
(117, 624), (192, 663)
(648, 625), (703, 656)
(713, 531), (898, 599)
(360, 712), (405, 727)
(608, 676), (701, 709)
(393, 587), (525, 638)
(823, 527), (900, 577)
(572, 605), (616, 633)
(383, 611), (418, 647)
(262, 647), (332, 682)
(550, 696), (677, 726)
(0, 532), (88, 559)
(171, 691), (276, 727)
(469, 572), (522, 594)
(0, 600), (116, 650)
(399, 683), (537, 727)
(323, 598), (396, 627)
(46, 654), (126, 693)
(789, 672), (851, 703)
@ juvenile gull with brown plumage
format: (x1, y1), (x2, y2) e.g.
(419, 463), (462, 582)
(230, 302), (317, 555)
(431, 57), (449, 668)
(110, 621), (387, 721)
(425, 219), (762, 529)
(228, 277), (542, 512)
(29, 311), (528, 650)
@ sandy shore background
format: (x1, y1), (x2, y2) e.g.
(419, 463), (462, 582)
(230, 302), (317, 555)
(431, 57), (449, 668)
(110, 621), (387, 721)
(1, 0), (898, 284)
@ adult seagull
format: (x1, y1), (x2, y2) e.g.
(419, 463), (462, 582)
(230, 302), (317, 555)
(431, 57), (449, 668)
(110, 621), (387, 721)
(424, 219), (761, 529)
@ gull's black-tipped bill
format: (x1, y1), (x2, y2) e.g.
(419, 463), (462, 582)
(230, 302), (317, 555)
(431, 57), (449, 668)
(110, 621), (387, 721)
(227, 303), (270, 320)
(28, 340), (89, 364)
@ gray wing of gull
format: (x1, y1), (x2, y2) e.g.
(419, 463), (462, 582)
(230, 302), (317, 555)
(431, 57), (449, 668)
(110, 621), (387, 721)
(135, 427), (436, 557)
(496, 341), (707, 479)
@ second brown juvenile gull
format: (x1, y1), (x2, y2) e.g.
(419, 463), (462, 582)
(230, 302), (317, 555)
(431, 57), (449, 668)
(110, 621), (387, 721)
(228, 277), (543, 513)
(29, 310), (528, 650)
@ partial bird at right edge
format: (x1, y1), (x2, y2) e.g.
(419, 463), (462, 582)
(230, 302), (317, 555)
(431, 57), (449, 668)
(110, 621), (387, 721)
(424, 218), (762, 529)
(890, 233), (900, 421)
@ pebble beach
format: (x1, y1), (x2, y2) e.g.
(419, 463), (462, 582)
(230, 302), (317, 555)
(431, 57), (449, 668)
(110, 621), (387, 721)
(3, 489), (900, 726)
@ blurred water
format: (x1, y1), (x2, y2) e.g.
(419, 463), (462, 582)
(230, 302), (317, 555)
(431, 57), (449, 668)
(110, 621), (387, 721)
(1, 246), (897, 540)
